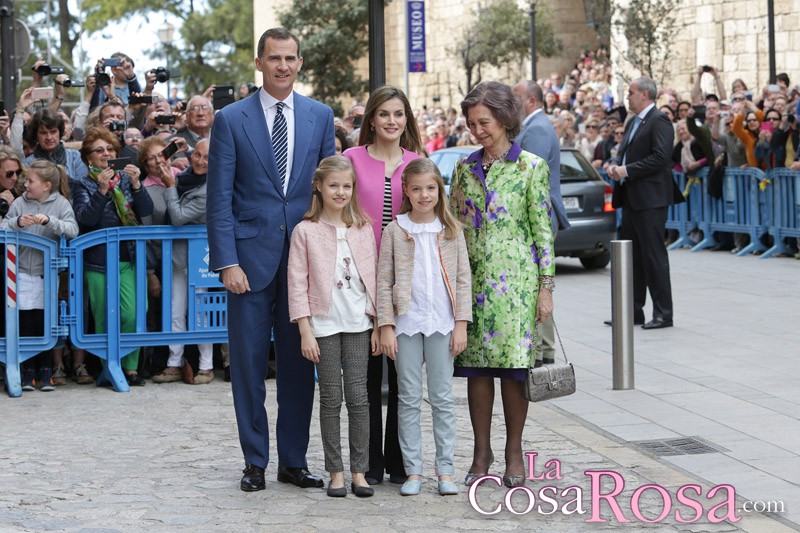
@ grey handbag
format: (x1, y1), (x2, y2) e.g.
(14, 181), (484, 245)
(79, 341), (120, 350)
(523, 319), (576, 402)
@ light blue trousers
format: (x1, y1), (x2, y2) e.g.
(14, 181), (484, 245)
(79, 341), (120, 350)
(395, 331), (456, 476)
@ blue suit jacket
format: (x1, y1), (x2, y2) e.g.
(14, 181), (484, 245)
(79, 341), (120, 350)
(515, 111), (570, 231)
(206, 90), (335, 292)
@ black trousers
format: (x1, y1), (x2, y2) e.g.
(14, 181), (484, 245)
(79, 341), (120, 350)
(620, 205), (674, 322)
(20, 309), (53, 370)
(366, 354), (404, 478)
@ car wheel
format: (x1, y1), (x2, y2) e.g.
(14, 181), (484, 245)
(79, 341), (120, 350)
(579, 251), (610, 270)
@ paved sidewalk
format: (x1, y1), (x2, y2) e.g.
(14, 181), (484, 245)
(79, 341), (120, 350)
(0, 248), (797, 532)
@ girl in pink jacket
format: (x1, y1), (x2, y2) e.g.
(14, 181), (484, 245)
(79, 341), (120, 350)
(287, 156), (379, 498)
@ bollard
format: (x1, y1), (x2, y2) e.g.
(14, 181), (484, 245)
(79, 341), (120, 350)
(611, 240), (634, 390)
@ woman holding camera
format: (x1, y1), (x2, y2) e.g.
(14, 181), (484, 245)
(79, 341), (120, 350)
(72, 128), (153, 386)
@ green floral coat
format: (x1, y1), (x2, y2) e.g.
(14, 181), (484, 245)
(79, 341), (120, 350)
(449, 143), (555, 369)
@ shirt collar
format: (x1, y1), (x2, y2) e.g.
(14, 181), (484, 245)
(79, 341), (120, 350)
(638, 103), (655, 121)
(523, 108), (543, 126)
(259, 88), (294, 112)
(464, 141), (523, 165)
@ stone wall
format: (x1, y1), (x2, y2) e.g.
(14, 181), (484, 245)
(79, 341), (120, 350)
(253, 0), (601, 111)
(611, 0), (798, 101)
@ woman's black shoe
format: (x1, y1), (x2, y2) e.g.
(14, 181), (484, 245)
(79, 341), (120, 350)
(327, 485), (347, 497)
(351, 482), (374, 498)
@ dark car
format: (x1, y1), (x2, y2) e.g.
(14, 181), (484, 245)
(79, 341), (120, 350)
(429, 146), (616, 269)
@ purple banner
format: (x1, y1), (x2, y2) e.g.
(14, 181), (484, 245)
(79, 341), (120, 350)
(407, 1), (426, 73)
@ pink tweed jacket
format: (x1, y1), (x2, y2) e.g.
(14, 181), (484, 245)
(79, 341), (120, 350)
(288, 219), (378, 322)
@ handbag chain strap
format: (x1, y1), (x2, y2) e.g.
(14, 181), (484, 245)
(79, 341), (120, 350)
(552, 317), (569, 364)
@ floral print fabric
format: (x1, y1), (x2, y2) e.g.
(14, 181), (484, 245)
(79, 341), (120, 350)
(449, 144), (555, 369)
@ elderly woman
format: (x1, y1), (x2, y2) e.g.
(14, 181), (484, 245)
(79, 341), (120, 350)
(72, 127), (153, 386)
(449, 81), (555, 488)
(149, 139), (214, 385)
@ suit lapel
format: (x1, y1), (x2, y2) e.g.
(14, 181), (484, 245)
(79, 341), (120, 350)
(287, 93), (315, 197)
(241, 93), (284, 195)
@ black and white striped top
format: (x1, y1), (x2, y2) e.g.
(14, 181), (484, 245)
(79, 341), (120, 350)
(382, 175), (393, 229)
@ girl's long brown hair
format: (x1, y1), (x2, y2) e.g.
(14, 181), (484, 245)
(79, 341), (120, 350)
(398, 158), (461, 239)
(358, 85), (425, 155)
(304, 155), (371, 227)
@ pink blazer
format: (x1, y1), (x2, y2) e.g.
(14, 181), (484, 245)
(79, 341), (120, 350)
(343, 145), (422, 248)
(287, 219), (378, 322)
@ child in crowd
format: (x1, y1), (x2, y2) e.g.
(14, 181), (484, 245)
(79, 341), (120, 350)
(287, 156), (379, 498)
(377, 158), (472, 496)
(0, 160), (78, 391)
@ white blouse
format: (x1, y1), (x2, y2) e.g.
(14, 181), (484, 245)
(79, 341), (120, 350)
(309, 227), (372, 337)
(394, 214), (455, 338)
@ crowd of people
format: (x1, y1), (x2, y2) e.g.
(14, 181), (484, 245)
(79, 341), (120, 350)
(0, 28), (796, 499)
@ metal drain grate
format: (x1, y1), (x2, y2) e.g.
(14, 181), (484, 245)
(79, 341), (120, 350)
(631, 437), (727, 456)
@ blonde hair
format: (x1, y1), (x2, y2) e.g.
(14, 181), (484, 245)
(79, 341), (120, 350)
(398, 158), (461, 239)
(27, 159), (70, 199)
(0, 145), (27, 197)
(305, 155), (370, 227)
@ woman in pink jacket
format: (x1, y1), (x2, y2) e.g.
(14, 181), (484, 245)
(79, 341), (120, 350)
(288, 156), (379, 498)
(343, 86), (426, 486)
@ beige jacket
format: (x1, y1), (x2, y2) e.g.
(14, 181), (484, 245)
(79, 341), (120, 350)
(377, 220), (472, 328)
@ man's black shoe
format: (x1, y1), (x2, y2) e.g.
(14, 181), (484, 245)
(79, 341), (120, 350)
(603, 318), (644, 326)
(641, 318), (673, 330)
(277, 466), (324, 488)
(240, 464), (265, 492)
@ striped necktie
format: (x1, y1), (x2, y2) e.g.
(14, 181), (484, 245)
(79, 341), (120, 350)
(273, 102), (288, 189)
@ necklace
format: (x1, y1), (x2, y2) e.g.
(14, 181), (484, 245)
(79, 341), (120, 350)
(481, 143), (512, 173)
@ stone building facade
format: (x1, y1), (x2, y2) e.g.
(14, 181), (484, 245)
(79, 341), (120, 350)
(254, 0), (600, 111)
(612, 0), (798, 101)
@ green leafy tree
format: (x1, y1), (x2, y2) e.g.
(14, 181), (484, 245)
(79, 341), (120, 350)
(81, 0), (254, 96)
(13, 0), (84, 75)
(613, 0), (679, 84)
(452, 0), (563, 94)
(279, 0), (368, 116)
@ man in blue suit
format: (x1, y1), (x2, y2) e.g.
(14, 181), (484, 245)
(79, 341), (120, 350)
(206, 27), (335, 492)
(513, 80), (570, 365)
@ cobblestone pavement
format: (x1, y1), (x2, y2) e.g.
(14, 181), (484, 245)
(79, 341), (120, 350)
(1, 249), (797, 532)
(0, 375), (790, 532)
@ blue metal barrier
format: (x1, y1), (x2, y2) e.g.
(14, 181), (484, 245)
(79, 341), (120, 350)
(1, 230), (63, 397)
(693, 168), (769, 255)
(62, 225), (228, 392)
(762, 168), (800, 258)
(666, 170), (706, 249)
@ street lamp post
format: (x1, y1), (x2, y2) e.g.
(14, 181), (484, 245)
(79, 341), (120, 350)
(157, 22), (175, 97)
(528, 1), (537, 82)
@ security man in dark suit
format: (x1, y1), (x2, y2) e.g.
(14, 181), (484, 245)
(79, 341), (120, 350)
(606, 77), (684, 330)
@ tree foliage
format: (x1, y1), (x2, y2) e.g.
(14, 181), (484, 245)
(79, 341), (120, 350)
(279, 0), (368, 116)
(80, 0), (254, 96)
(451, 0), (563, 95)
(613, 0), (679, 85)
(16, 0), (254, 97)
(13, 0), (83, 74)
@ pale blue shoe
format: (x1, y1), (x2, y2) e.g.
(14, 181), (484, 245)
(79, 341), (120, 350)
(438, 479), (460, 495)
(399, 478), (422, 496)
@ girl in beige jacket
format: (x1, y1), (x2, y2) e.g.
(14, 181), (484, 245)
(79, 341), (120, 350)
(377, 159), (472, 496)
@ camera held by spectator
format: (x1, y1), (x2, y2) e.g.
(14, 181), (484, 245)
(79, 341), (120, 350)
(32, 64), (65, 77)
(152, 67), (181, 84)
(56, 77), (85, 88)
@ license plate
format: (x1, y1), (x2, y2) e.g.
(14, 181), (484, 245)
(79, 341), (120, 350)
(563, 196), (579, 210)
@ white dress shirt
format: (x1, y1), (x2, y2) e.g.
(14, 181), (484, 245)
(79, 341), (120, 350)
(259, 88), (295, 194)
(394, 214), (455, 338)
